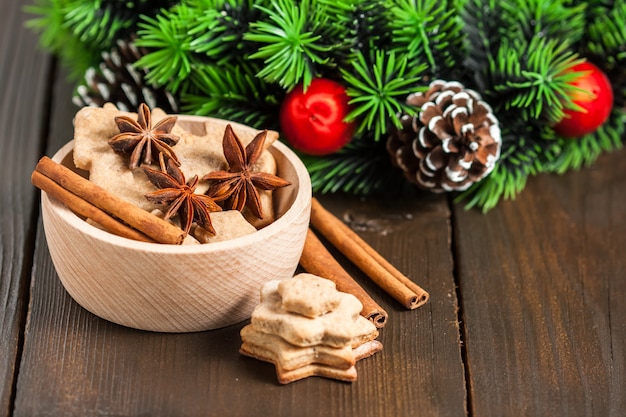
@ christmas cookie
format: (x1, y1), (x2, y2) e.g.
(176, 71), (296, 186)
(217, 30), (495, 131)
(240, 273), (383, 384)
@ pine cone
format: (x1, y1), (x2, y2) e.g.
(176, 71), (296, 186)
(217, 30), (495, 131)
(387, 80), (501, 192)
(73, 38), (179, 113)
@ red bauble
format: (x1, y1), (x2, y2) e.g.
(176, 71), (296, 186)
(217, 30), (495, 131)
(280, 78), (356, 155)
(553, 61), (613, 138)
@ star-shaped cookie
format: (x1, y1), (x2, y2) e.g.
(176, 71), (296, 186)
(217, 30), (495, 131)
(251, 278), (369, 348)
(241, 273), (383, 384)
(240, 326), (383, 384)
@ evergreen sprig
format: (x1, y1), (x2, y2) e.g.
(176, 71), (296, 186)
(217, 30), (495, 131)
(585, 2), (626, 68)
(244, 0), (335, 89)
(503, 0), (587, 44)
(489, 36), (583, 124)
(341, 50), (427, 140)
(316, 0), (391, 61)
(25, 0), (103, 78)
(182, 61), (282, 130)
(26, 0), (174, 78)
(546, 111), (625, 174)
(188, 0), (264, 64)
(462, 0), (515, 88)
(62, 0), (131, 49)
(302, 132), (409, 196)
(388, 0), (466, 79)
(134, 3), (199, 93)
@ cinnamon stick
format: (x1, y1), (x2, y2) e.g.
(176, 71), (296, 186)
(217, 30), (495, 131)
(300, 228), (388, 328)
(32, 170), (155, 243)
(310, 198), (429, 310)
(34, 156), (185, 245)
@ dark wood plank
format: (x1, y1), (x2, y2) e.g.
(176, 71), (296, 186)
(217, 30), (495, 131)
(15, 69), (466, 415)
(454, 148), (626, 416)
(0, 0), (51, 415)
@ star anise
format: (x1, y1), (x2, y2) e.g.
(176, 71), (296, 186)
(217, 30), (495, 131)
(143, 155), (221, 236)
(109, 103), (180, 169)
(203, 125), (291, 219)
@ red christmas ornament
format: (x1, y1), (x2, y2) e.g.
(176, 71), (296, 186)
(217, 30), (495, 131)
(554, 61), (613, 138)
(280, 78), (356, 155)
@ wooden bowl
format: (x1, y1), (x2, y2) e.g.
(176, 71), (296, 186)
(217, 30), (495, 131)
(41, 117), (311, 332)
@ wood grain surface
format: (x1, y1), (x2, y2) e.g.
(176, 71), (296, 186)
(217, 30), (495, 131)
(0, 1), (50, 415)
(453, 150), (626, 416)
(3, 0), (625, 415)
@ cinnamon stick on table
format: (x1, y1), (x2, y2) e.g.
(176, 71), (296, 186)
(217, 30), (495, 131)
(33, 156), (185, 245)
(309, 198), (429, 310)
(300, 228), (388, 328)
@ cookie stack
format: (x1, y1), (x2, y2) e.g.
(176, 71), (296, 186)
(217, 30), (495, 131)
(240, 273), (383, 384)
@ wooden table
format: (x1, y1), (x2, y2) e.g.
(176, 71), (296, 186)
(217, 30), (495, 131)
(2, 1), (624, 416)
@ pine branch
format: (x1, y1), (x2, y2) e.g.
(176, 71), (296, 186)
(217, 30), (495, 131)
(243, 0), (336, 90)
(134, 3), (200, 93)
(489, 36), (583, 124)
(462, 0), (518, 89)
(580, 0), (622, 21)
(188, 0), (265, 64)
(26, 0), (626, 210)
(315, 0), (392, 63)
(181, 61), (283, 130)
(584, 2), (626, 68)
(501, 0), (587, 45)
(26, 0), (175, 79)
(546, 110), (626, 173)
(302, 133), (409, 196)
(388, 0), (467, 80)
(25, 0), (99, 78)
(462, 0), (585, 89)
(341, 50), (427, 141)
(61, 0), (130, 49)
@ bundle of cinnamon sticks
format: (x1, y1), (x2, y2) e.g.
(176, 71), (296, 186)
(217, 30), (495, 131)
(300, 198), (429, 328)
(32, 156), (185, 244)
